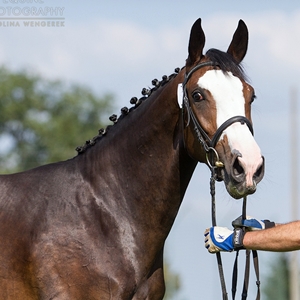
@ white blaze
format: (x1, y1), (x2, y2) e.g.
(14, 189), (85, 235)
(198, 70), (263, 186)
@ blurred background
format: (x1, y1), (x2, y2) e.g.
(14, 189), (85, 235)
(0, 0), (300, 299)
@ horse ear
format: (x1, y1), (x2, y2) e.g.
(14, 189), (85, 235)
(227, 20), (248, 63)
(187, 18), (205, 66)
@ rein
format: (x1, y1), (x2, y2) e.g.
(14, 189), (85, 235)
(210, 170), (261, 300)
(180, 61), (260, 300)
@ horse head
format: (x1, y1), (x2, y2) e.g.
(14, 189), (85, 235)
(182, 19), (264, 199)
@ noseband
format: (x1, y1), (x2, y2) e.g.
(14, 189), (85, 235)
(181, 61), (254, 167)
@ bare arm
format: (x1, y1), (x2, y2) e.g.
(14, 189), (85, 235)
(243, 221), (300, 252)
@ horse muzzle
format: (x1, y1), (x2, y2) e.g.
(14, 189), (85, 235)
(220, 153), (265, 199)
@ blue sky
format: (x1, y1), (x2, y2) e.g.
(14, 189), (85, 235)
(1, 1), (300, 299)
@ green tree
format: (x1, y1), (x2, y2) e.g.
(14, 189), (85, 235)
(164, 262), (181, 299)
(0, 66), (113, 173)
(263, 253), (290, 300)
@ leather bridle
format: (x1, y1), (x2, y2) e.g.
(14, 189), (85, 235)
(180, 61), (260, 300)
(181, 61), (254, 167)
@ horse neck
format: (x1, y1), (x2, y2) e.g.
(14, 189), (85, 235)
(77, 69), (197, 242)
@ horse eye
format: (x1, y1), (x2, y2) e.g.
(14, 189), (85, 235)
(251, 94), (256, 103)
(192, 92), (204, 102)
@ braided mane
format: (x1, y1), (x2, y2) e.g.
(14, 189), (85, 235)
(76, 67), (182, 154)
(76, 49), (248, 155)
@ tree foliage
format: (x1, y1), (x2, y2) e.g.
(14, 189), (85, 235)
(0, 66), (113, 173)
(164, 262), (181, 299)
(263, 253), (290, 300)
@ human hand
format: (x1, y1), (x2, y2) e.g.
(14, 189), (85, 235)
(204, 227), (245, 253)
(232, 215), (275, 231)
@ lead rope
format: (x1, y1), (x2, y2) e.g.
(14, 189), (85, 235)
(211, 171), (261, 300)
(252, 250), (260, 300)
(231, 197), (247, 300)
(231, 197), (261, 300)
(241, 197), (251, 300)
(231, 199), (249, 300)
(210, 167), (228, 300)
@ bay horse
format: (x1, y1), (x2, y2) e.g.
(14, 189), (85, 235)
(0, 19), (264, 299)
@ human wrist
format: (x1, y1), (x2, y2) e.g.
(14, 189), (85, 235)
(233, 228), (245, 250)
(263, 220), (275, 229)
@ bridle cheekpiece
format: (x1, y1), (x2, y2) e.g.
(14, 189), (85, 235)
(180, 61), (254, 169)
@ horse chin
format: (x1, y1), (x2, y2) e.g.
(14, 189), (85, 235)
(225, 181), (257, 199)
(218, 168), (257, 199)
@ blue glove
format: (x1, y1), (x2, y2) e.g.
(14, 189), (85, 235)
(232, 215), (275, 231)
(204, 227), (245, 253)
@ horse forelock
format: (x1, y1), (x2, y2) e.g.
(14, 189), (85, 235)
(205, 48), (247, 82)
(76, 67), (183, 155)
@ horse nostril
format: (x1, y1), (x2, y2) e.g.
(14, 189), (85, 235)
(253, 156), (265, 182)
(232, 156), (244, 177)
(254, 165), (263, 178)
